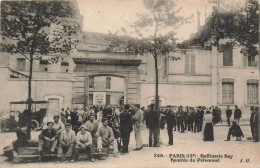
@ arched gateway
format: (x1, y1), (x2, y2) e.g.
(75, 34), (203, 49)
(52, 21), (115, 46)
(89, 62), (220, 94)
(72, 57), (141, 109)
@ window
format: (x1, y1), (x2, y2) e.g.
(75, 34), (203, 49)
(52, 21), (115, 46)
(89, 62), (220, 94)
(89, 94), (93, 105)
(106, 95), (110, 105)
(247, 80), (258, 104)
(106, 77), (111, 89)
(223, 44), (233, 66)
(222, 81), (234, 104)
(39, 60), (48, 72)
(185, 55), (195, 74)
(248, 56), (257, 67)
(17, 58), (25, 71)
(89, 76), (94, 88)
(61, 61), (69, 73)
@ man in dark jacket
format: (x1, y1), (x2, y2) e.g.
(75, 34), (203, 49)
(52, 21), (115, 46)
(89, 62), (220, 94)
(225, 120), (244, 141)
(146, 104), (160, 147)
(38, 121), (57, 160)
(198, 106), (204, 132)
(234, 105), (242, 124)
(226, 106), (232, 126)
(161, 106), (176, 146)
(119, 104), (133, 153)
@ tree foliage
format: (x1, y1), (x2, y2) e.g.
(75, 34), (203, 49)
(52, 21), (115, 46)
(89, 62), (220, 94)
(1, 1), (81, 62)
(210, 0), (259, 58)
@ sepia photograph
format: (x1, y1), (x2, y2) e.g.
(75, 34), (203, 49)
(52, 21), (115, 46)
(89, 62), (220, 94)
(0, 0), (259, 168)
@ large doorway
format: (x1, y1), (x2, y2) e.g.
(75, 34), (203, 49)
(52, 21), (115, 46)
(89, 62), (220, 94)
(88, 75), (125, 105)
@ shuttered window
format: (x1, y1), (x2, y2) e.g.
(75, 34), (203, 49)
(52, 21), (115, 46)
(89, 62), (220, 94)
(106, 77), (111, 89)
(185, 55), (195, 74)
(222, 82), (234, 104)
(89, 76), (94, 88)
(247, 82), (258, 104)
(17, 58), (25, 71)
(223, 45), (233, 66)
(106, 95), (110, 105)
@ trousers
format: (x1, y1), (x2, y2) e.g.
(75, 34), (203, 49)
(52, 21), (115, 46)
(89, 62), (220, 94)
(134, 125), (143, 149)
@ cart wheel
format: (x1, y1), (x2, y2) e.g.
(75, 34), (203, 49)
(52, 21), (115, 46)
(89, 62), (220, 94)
(30, 120), (39, 131)
(0, 121), (7, 132)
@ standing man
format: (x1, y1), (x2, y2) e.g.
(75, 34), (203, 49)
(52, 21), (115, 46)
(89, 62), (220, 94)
(250, 106), (255, 140)
(57, 123), (75, 161)
(53, 115), (65, 137)
(234, 105), (242, 124)
(226, 106), (232, 127)
(146, 104), (160, 147)
(119, 104), (133, 153)
(132, 104), (143, 150)
(161, 106), (176, 146)
(83, 114), (99, 140)
(177, 106), (185, 133)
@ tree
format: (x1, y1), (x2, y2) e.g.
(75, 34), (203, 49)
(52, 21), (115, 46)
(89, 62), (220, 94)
(107, 0), (191, 112)
(1, 1), (80, 139)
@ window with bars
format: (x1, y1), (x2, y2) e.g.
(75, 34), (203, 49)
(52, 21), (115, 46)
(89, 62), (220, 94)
(223, 44), (233, 66)
(89, 94), (93, 105)
(89, 76), (94, 88)
(185, 55), (195, 74)
(17, 58), (25, 71)
(222, 82), (234, 104)
(247, 83), (258, 104)
(106, 95), (110, 105)
(106, 77), (111, 89)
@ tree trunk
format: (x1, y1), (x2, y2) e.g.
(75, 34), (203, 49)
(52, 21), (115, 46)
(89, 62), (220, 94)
(154, 55), (159, 111)
(26, 55), (33, 140)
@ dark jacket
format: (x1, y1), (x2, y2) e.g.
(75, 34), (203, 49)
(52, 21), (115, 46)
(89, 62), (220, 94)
(39, 128), (57, 141)
(146, 109), (160, 129)
(229, 123), (244, 137)
(234, 109), (242, 119)
(226, 109), (232, 118)
(119, 110), (133, 134)
(161, 110), (176, 127)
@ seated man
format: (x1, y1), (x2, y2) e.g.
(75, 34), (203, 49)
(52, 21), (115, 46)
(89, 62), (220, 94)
(96, 118), (118, 156)
(83, 114), (99, 140)
(57, 123), (76, 161)
(73, 125), (95, 162)
(225, 120), (244, 141)
(53, 115), (65, 136)
(38, 121), (57, 161)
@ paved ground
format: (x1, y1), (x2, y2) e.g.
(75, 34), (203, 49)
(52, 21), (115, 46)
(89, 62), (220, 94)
(0, 124), (259, 168)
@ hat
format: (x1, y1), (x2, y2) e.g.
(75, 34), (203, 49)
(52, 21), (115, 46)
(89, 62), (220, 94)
(232, 120), (237, 123)
(179, 106), (183, 108)
(47, 121), (54, 126)
(79, 125), (87, 130)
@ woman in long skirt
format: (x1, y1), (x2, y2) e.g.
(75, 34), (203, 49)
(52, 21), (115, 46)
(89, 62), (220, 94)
(203, 110), (214, 141)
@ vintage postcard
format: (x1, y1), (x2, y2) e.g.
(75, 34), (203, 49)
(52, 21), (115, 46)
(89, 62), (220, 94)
(0, 0), (259, 168)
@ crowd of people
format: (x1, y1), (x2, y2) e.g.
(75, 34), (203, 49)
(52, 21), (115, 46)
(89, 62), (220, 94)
(14, 103), (259, 163)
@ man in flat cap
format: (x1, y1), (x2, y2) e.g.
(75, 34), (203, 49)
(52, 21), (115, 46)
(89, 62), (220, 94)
(57, 123), (75, 161)
(38, 121), (57, 161)
(73, 125), (95, 162)
(234, 105), (242, 124)
(146, 103), (160, 147)
(53, 115), (65, 137)
(119, 104), (133, 153)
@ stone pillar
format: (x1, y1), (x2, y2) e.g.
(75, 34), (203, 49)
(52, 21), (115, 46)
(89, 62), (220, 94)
(211, 46), (218, 106)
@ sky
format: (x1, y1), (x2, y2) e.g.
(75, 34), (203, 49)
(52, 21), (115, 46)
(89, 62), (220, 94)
(76, 0), (215, 42)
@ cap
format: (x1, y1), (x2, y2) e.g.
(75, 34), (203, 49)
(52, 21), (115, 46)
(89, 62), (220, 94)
(79, 125), (87, 130)
(65, 123), (72, 127)
(47, 121), (54, 126)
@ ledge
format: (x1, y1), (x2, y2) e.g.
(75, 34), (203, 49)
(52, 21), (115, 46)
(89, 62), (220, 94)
(73, 58), (142, 66)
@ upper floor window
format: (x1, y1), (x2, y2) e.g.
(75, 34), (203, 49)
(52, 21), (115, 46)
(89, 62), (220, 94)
(39, 60), (48, 72)
(89, 76), (94, 88)
(17, 58), (25, 71)
(185, 55), (195, 74)
(106, 77), (111, 89)
(223, 44), (233, 66)
(248, 56), (258, 67)
(61, 61), (69, 73)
